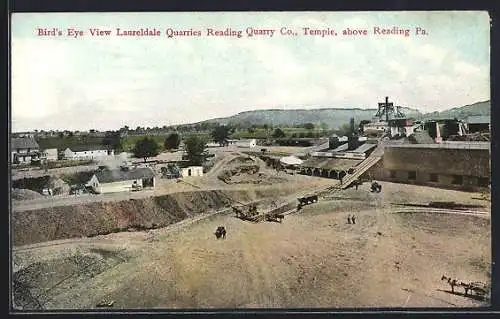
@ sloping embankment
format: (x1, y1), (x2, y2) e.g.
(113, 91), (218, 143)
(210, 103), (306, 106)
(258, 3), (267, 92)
(12, 189), (290, 247)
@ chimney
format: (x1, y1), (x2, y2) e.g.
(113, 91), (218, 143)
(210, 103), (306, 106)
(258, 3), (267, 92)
(435, 121), (442, 144)
(385, 96), (389, 122)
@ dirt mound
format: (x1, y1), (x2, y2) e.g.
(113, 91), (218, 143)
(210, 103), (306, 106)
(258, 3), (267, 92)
(229, 173), (288, 185)
(218, 165), (260, 183)
(12, 189), (292, 247)
(227, 156), (255, 166)
(217, 164), (288, 185)
(11, 188), (44, 200)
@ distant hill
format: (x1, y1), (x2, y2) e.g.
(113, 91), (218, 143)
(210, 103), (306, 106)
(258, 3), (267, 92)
(197, 107), (422, 129)
(421, 100), (490, 120)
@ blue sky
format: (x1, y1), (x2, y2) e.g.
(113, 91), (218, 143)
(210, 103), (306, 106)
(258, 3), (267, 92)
(11, 11), (490, 132)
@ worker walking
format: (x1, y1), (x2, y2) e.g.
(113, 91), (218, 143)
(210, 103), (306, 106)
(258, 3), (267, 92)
(351, 215), (356, 224)
(347, 214), (351, 224)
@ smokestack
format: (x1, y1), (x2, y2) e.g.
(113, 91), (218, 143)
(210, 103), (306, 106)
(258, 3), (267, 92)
(385, 96), (389, 122)
(435, 121), (442, 144)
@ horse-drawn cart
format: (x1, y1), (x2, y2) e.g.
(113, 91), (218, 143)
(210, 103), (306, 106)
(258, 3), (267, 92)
(233, 202), (290, 223)
(297, 194), (318, 207)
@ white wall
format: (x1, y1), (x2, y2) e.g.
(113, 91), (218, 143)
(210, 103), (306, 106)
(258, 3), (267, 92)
(236, 139), (257, 148)
(181, 166), (203, 177)
(13, 154), (32, 163)
(99, 179), (143, 194)
(86, 175), (100, 192)
(390, 126), (415, 137)
(65, 148), (108, 160)
(44, 148), (58, 161)
(74, 150), (108, 160)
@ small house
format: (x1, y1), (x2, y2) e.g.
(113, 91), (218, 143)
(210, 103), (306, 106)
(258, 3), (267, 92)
(11, 137), (40, 164)
(86, 167), (155, 194)
(181, 166), (203, 177)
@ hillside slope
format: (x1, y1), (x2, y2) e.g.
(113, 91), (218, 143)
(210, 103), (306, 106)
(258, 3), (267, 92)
(422, 100), (490, 120)
(198, 107), (422, 129)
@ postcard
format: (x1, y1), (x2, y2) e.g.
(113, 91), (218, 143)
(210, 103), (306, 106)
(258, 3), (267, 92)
(10, 11), (491, 310)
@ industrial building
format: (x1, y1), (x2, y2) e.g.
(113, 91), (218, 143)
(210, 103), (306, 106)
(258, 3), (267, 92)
(300, 97), (490, 192)
(466, 115), (490, 133)
(363, 142), (490, 191)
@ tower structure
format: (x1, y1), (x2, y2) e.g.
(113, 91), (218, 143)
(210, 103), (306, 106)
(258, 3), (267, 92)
(374, 96), (406, 121)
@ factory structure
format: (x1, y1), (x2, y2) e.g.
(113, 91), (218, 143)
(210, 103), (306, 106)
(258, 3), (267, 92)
(299, 97), (491, 192)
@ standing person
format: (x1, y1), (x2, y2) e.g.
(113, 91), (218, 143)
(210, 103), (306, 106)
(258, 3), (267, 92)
(347, 214), (351, 224)
(355, 180), (359, 191)
(351, 215), (356, 224)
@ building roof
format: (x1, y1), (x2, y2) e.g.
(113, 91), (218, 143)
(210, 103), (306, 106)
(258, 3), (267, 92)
(385, 141), (490, 150)
(331, 143), (349, 152)
(280, 156), (303, 166)
(11, 137), (39, 150)
(67, 145), (109, 152)
(467, 115), (490, 124)
(301, 158), (362, 171)
(95, 167), (155, 183)
(348, 143), (377, 154)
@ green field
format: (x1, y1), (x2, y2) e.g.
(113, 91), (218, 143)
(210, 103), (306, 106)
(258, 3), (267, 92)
(120, 135), (167, 152)
(36, 136), (105, 150)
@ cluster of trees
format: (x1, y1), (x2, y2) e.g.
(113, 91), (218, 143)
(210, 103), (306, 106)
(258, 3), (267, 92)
(336, 118), (365, 136)
(132, 132), (207, 165)
(211, 125), (234, 146)
(132, 132), (180, 162)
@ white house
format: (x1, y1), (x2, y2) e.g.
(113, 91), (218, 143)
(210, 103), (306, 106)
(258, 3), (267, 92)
(42, 148), (58, 161)
(11, 137), (40, 164)
(64, 146), (113, 160)
(86, 167), (155, 194)
(181, 166), (204, 177)
(235, 139), (257, 148)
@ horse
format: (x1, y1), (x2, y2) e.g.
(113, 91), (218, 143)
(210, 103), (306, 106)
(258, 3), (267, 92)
(214, 226), (227, 239)
(441, 275), (458, 293)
